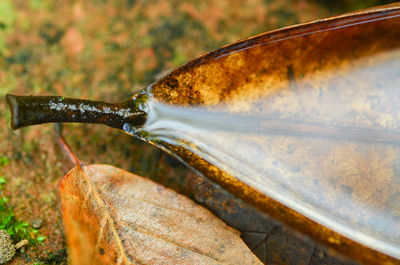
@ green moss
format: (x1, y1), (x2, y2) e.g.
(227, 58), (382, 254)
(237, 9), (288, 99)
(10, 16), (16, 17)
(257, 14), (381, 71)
(0, 0), (16, 55)
(311, 0), (395, 13)
(29, 0), (44, 10)
(0, 177), (6, 190)
(29, 0), (54, 12)
(0, 155), (9, 166)
(270, 8), (299, 28)
(39, 22), (64, 45)
(147, 14), (210, 80)
(0, 177), (46, 245)
(0, 0), (16, 32)
(172, 50), (187, 67)
(6, 49), (32, 65)
(0, 72), (17, 97)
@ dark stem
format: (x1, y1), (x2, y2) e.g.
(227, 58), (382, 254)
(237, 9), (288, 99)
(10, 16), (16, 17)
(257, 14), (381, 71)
(5, 94), (147, 130)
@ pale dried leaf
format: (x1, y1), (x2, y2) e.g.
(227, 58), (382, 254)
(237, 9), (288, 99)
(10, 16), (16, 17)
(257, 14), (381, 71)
(60, 164), (261, 265)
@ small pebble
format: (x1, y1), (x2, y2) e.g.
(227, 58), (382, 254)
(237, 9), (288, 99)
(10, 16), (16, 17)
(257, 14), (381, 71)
(19, 246), (25, 254)
(0, 230), (16, 264)
(31, 219), (43, 229)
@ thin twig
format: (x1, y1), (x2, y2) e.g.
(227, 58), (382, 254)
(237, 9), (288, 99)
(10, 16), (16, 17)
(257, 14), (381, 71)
(308, 246), (317, 265)
(54, 123), (81, 168)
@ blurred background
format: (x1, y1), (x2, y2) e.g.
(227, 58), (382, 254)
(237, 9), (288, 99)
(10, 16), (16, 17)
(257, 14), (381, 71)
(0, 0), (397, 264)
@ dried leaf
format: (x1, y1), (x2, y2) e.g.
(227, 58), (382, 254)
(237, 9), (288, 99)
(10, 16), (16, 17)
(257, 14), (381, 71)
(60, 164), (261, 265)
